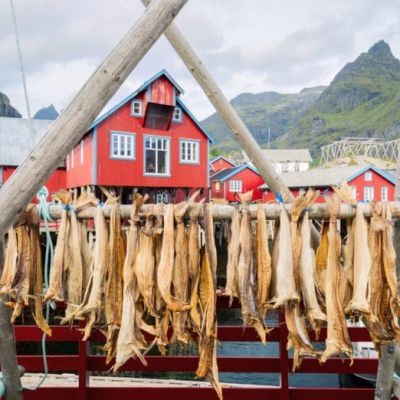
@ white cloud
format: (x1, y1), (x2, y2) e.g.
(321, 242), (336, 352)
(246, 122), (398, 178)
(2, 0), (400, 120)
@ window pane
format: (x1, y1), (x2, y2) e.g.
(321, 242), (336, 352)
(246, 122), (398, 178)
(158, 151), (166, 174)
(145, 137), (151, 149)
(181, 142), (186, 160)
(112, 135), (118, 155)
(146, 149), (156, 173)
(151, 139), (156, 149)
(120, 136), (125, 156)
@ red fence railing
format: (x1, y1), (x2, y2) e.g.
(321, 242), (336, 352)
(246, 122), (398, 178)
(9, 298), (377, 400)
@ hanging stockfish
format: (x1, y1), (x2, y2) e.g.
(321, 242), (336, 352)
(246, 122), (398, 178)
(172, 200), (191, 343)
(345, 203), (371, 316)
(255, 203), (271, 320)
(285, 192), (320, 370)
(44, 190), (72, 302)
(269, 218), (280, 302)
(61, 192), (96, 323)
(135, 206), (158, 317)
(29, 210), (51, 336)
(290, 189), (318, 292)
(321, 194), (352, 363)
(188, 199), (204, 333)
(196, 203), (222, 400)
(75, 201), (109, 340)
(237, 191), (268, 343)
(157, 203), (190, 312)
(104, 195), (126, 364)
(299, 211), (326, 331)
(380, 203), (400, 335)
(315, 221), (329, 300)
(224, 205), (241, 306)
(0, 228), (18, 295)
(9, 206), (38, 322)
(363, 202), (394, 344)
(332, 182), (355, 311)
(114, 193), (148, 372)
(273, 201), (299, 307)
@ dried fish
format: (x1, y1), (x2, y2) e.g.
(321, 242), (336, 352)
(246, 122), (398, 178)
(273, 203), (299, 307)
(44, 190), (72, 302)
(237, 192), (268, 343)
(104, 196), (126, 363)
(157, 203), (190, 312)
(321, 194), (352, 363)
(196, 203), (222, 400)
(114, 193), (148, 371)
(224, 206), (241, 305)
(299, 211), (326, 329)
(255, 204), (271, 319)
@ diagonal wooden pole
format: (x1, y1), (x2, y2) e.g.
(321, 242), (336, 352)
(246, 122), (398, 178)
(0, 1), (187, 398)
(142, 0), (320, 244)
(0, 0), (188, 239)
(142, 0), (293, 202)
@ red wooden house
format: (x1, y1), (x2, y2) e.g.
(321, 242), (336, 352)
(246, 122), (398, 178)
(210, 163), (264, 203)
(210, 155), (236, 174)
(0, 117), (66, 201)
(66, 70), (213, 203)
(261, 165), (395, 203)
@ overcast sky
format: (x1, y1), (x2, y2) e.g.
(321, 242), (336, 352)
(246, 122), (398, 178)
(1, 0), (400, 119)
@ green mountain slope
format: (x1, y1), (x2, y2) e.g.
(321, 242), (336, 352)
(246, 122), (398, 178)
(278, 40), (400, 155)
(202, 86), (325, 152)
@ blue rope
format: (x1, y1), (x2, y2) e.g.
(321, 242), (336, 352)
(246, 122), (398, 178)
(276, 193), (283, 203)
(23, 187), (54, 391)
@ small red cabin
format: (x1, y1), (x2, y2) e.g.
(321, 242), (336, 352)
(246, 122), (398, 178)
(0, 117), (65, 201)
(210, 163), (264, 203)
(210, 155), (236, 174)
(66, 70), (213, 203)
(261, 165), (395, 203)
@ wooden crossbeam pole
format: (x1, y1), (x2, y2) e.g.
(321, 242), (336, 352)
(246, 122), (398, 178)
(42, 201), (400, 221)
(0, 0), (188, 238)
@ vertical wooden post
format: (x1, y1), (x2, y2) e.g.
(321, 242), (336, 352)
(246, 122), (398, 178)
(0, 0), (188, 238)
(374, 149), (400, 399)
(0, 237), (22, 400)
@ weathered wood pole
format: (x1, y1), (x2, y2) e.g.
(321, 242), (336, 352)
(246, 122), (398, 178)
(0, 0), (188, 239)
(142, 0), (293, 203)
(0, 237), (22, 400)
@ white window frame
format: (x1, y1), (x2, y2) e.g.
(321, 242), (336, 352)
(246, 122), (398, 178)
(230, 180), (242, 193)
(215, 181), (221, 192)
(156, 193), (169, 204)
(365, 171), (372, 181)
(144, 135), (170, 176)
(80, 140), (84, 164)
(381, 186), (388, 201)
(131, 99), (143, 116)
(180, 139), (200, 164)
(110, 131), (136, 160)
(363, 186), (374, 202)
(172, 107), (183, 122)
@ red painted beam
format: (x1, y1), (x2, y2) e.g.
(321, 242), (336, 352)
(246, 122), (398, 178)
(13, 325), (372, 343)
(21, 386), (375, 400)
(22, 386), (281, 400)
(17, 355), (79, 372)
(87, 355), (282, 372)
